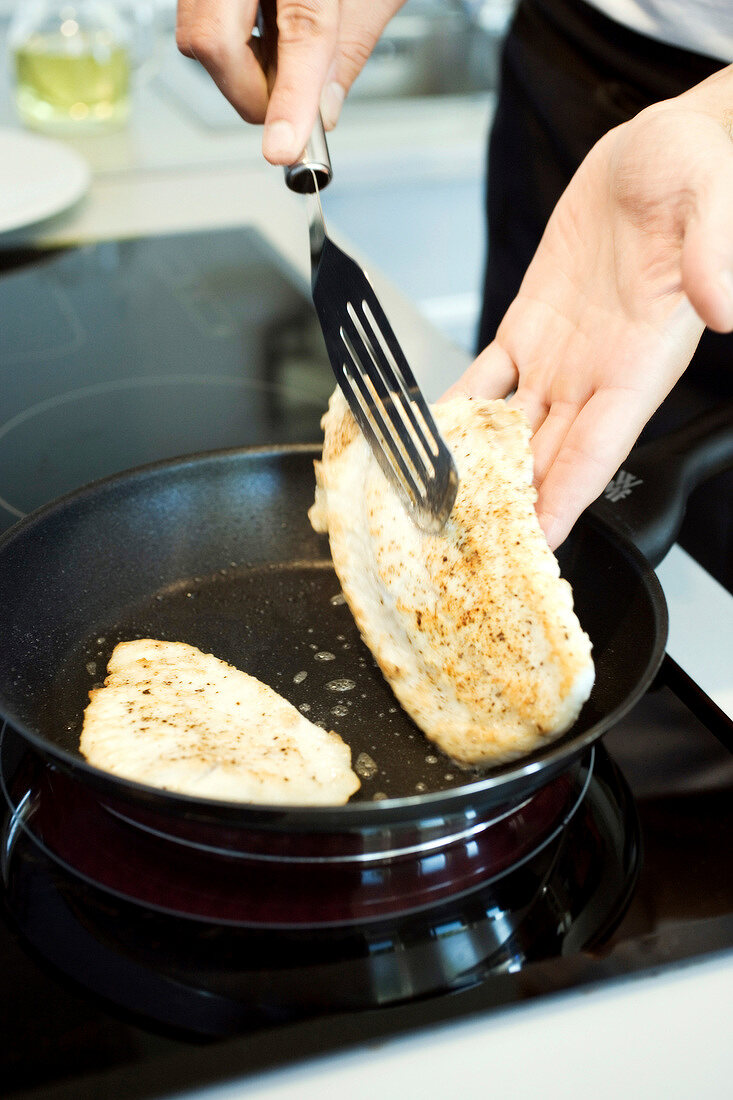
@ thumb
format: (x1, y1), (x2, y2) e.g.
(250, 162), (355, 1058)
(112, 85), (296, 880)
(263, 1), (339, 163)
(681, 128), (733, 332)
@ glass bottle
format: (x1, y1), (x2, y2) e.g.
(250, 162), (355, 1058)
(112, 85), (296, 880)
(8, 1), (134, 133)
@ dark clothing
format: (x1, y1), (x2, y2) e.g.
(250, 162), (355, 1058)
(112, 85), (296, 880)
(479, 0), (732, 588)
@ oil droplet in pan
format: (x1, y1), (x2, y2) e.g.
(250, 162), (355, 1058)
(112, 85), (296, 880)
(326, 679), (356, 692)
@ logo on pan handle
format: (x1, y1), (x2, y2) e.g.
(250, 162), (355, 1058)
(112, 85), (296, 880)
(603, 470), (643, 504)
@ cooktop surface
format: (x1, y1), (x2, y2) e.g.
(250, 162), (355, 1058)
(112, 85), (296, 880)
(1, 683), (730, 1100)
(1, 227), (732, 1100)
(0, 226), (333, 530)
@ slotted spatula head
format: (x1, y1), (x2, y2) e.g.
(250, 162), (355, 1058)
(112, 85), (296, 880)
(308, 190), (459, 533)
(257, 0), (457, 531)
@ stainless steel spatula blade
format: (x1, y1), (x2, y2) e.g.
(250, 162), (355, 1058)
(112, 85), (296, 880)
(257, 1), (457, 530)
(307, 184), (459, 532)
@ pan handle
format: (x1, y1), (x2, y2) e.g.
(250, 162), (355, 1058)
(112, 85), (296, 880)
(586, 400), (733, 567)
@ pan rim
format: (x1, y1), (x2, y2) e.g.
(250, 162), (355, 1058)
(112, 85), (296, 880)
(0, 441), (324, 547)
(0, 445), (668, 825)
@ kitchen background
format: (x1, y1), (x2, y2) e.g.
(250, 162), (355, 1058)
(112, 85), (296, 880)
(0, 0), (515, 354)
(1, 5), (732, 1099)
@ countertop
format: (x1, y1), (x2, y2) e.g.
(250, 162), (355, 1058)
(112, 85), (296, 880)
(1, 37), (732, 1100)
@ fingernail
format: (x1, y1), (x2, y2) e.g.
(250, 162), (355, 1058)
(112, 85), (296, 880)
(537, 511), (559, 551)
(320, 82), (345, 130)
(263, 119), (297, 162)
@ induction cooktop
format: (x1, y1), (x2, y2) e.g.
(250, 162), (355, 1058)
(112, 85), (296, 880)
(1, 226), (731, 1100)
(0, 226), (334, 530)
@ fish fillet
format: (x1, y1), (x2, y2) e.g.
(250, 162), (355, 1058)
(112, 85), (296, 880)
(309, 390), (594, 767)
(80, 639), (360, 804)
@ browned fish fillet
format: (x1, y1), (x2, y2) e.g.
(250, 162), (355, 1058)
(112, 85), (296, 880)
(80, 639), (360, 804)
(309, 390), (594, 766)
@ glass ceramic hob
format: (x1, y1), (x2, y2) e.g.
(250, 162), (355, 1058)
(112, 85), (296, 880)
(0, 228), (732, 1100)
(0, 227), (333, 528)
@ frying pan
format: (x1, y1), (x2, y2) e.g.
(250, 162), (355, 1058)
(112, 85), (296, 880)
(0, 403), (731, 834)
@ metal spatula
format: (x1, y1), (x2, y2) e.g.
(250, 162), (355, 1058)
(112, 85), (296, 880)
(255, 3), (458, 530)
(304, 175), (459, 532)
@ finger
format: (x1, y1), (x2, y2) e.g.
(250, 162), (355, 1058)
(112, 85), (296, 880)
(534, 387), (654, 550)
(320, 67), (346, 131)
(527, 398), (582, 486)
(505, 384), (550, 436)
(681, 130), (733, 333)
(175, 0), (197, 57)
(440, 342), (518, 402)
(263, 0), (340, 163)
(321, 0), (408, 129)
(181, 0), (269, 124)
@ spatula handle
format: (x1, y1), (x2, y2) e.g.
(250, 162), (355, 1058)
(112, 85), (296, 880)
(284, 112), (332, 193)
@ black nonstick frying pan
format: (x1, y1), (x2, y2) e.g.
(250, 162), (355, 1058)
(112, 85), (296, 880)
(0, 403), (731, 832)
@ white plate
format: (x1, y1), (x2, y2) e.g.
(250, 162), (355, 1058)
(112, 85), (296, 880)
(0, 128), (90, 234)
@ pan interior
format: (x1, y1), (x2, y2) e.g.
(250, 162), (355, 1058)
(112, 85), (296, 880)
(38, 560), (477, 802)
(0, 447), (664, 808)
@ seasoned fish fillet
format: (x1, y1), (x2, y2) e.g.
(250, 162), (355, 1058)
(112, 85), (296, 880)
(309, 390), (594, 766)
(80, 639), (360, 804)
